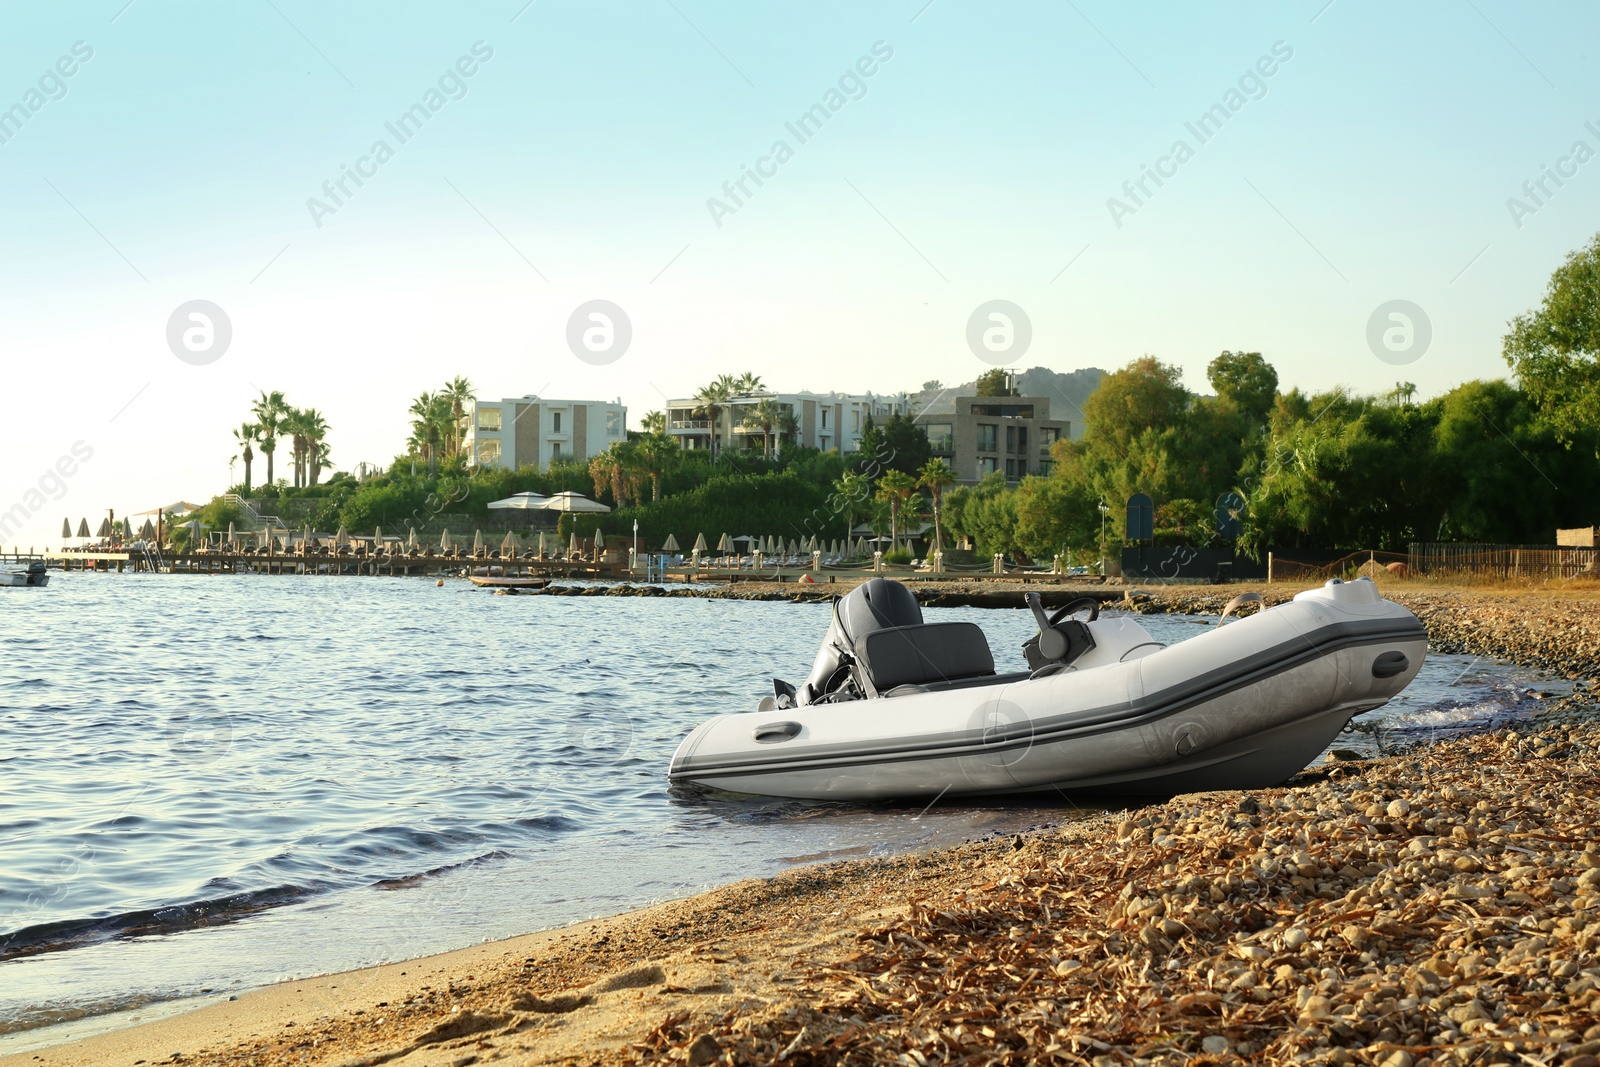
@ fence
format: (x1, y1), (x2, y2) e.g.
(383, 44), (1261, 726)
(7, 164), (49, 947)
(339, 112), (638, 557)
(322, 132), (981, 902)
(1405, 542), (1600, 581)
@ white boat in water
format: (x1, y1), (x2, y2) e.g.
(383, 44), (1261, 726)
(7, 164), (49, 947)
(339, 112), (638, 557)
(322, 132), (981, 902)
(0, 562), (49, 588)
(669, 577), (1426, 800)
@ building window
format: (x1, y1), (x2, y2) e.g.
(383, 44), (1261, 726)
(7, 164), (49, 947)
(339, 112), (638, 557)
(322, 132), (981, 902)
(1040, 426), (1059, 454)
(925, 422), (953, 452)
(978, 457), (998, 477)
(476, 440), (501, 465)
(822, 409), (829, 429)
(1038, 459), (1053, 477)
(553, 411), (562, 433)
(852, 410), (860, 433)
(477, 407), (502, 431)
(1005, 426), (1016, 454)
(1005, 458), (1018, 480)
(976, 424), (997, 452)
(607, 409), (622, 436)
(550, 442), (561, 459)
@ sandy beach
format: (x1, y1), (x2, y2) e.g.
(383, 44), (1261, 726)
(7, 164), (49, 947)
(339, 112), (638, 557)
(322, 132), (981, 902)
(9, 582), (1600, 1067)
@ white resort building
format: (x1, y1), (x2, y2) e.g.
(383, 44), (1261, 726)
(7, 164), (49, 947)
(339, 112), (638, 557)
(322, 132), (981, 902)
(663, 390), (912, 454)
(463, 396), (627, 470)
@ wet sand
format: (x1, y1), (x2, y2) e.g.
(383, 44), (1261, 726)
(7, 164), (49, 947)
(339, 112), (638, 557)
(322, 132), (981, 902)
(10, 583), (1600, 1067)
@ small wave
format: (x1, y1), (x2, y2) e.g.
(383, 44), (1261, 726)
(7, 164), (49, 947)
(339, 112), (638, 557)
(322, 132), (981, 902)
(371, 849), (512, 890)
(0, 884), (313, 962)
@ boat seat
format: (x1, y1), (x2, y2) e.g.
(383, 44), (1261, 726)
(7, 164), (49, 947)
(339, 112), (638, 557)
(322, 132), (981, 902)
(854, 622), (996, 695)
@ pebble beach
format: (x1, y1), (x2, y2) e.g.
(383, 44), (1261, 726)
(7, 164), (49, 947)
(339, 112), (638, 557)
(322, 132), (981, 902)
(10, 581), (1600, 1067)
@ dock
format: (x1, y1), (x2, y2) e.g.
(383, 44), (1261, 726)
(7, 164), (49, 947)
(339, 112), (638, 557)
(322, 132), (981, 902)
(5, 547), (1107, 585)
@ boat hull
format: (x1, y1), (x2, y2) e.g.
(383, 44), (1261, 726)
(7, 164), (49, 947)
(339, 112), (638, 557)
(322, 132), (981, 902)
(0, 572), (47, 587)
(669, 581), (1427, 801)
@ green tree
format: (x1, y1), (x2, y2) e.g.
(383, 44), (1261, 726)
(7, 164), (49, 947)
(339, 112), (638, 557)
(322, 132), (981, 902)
(741, 397), (785, 458)
(232, 423), (258, 493)
(1013, 476), (1099, 560)
(442, 376), (475, 457)
(1503, 230), (1600, 442)
(876, 469), (916, 551)
(251, 390), (288, 486)
(916, 457), (957, 555)
(855, 413), (931, 476)
(1207, 351), (1279, 423)
(974, 368), (1018, 396)
(693, 375), (736, 456)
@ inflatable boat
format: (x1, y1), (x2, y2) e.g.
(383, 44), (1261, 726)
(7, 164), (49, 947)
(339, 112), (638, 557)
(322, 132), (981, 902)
(668, 577), (1426, 800)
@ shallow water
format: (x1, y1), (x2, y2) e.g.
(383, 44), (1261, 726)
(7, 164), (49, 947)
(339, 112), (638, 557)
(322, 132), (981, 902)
(0, 576), (1564, 1037)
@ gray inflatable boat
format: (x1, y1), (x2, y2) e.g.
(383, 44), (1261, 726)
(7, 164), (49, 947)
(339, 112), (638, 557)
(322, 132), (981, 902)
(668, 577), (1426, 800)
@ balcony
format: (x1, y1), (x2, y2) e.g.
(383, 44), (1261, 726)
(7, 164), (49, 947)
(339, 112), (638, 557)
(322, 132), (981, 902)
(670, 420), (710, 430)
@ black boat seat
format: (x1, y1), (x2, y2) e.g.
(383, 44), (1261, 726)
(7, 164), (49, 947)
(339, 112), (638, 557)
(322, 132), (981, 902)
(854, 621), (995, 694)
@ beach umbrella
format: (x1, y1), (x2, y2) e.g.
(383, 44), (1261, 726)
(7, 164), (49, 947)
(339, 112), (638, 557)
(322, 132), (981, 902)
(140, 519), (156, 540)
(96, 517), (112, 538)
(536, 531), (548, 558)
(440, 528), (452, 549)
(374, 526), (382, 545)
(692, 532), (707, 553)
(662, 533), (680, 552)
(542, 491), (611, 514)
(472, 530), (484, 555)
(805, 535), (817, 553)
(408, 527), (418, 547)
(61, 518), (71, 540)
(501, 529), (522, 553)
(487, 491), (551, 511)
(76, 518), (90, 539)
(717, 532), (733, 553)
(568, 530), (580, 555)
(227, 522), (236, 546)
(335, 525), (350, 547)
(593, 528), (605, 550)
(788, 539), (799, 556)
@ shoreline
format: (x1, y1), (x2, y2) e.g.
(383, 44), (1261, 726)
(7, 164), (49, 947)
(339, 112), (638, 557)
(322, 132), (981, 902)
(9, 584), (1600, 1066)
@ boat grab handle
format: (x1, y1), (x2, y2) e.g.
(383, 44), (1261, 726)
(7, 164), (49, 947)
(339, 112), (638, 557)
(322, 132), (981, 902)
(1218, 592), (1264, 624)
(753, 721), (803, 743)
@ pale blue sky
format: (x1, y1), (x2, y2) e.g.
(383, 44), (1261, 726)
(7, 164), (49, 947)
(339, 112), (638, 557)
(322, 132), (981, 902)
(1, 1), (1597, 544)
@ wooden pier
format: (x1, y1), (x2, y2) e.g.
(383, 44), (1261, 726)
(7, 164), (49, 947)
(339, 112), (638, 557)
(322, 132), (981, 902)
(8, 548), (1111, 586)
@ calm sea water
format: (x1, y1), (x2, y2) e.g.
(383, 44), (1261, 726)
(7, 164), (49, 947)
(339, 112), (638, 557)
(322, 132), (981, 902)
(0, 576), (1564, 1039)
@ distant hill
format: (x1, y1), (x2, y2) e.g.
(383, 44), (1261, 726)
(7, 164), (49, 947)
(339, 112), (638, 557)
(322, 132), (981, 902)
(909, 366), (1105, 439)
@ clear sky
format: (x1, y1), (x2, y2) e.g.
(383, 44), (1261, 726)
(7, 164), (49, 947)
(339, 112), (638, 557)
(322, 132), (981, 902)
(1, 0), (1597, 548)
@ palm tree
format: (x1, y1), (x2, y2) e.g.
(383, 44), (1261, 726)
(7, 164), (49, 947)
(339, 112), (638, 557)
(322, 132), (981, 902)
(232, 423), (258, 493)
(279, 407), (310, 488)
(693, 376), (735, 456)
(876, 469), (917, 552)
(408, 391), (450, 476)
(735, 371), (764, 396)
(300, 408), (331, 485)
(741, 397), (784, 458)
(834, 470), (869, 543)
(640, 410), (667, 436)
(251, 390), (288, 486)
(774, 408), (799, 455)
(441, 377), (475, 457)
(917, 458), (957, 556)
(633, 431), (679, 502)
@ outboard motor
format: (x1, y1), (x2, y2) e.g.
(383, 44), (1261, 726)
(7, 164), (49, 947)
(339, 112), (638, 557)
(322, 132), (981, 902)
(25, 561), (47, 586)
(792, 578), (923, 706)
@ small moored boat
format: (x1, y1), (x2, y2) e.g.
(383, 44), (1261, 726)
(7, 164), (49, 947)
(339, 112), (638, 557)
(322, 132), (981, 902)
(0, 562), (50, 588)
(467, 575), (551, 589)
(669, 577), (1426, 800)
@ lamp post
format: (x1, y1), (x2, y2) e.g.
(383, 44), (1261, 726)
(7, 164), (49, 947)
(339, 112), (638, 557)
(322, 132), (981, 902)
(632, 519), (639, 574)
(1098, 500), (1110, 573)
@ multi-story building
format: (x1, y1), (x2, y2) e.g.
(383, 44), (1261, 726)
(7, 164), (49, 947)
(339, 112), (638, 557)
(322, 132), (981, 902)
(463, 395), (627, 470)
(663, 390), (912, 454)
(924, 395), (1070, 484)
